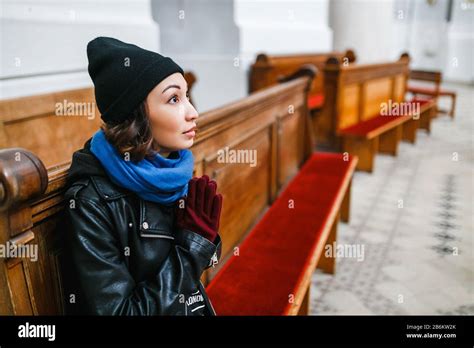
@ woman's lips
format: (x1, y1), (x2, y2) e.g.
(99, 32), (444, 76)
(182, 126), (196, 138)
(183, 130), (195, 138)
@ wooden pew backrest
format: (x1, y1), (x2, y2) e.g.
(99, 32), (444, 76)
(249, 49), (356, 96)
(408, 69), (442, 96)
(0, 88), (101, 170)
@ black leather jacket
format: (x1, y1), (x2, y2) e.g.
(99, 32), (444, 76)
(59, 139), (221, 315)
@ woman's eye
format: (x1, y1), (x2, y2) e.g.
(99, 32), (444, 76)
(168, 95), (179, 104)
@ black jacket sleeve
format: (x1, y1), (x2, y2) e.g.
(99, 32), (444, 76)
(61, 197), (221, 315)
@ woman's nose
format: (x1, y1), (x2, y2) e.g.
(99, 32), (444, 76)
(186, 103), (199, 121)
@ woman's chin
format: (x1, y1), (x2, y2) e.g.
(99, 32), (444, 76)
(186, 140), (194, 148)
(178, 138), (194, 149)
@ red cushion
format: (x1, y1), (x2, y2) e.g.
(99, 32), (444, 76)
(408, 85), (456, 97)
(409, 97), (431, 104)
(206, 152), (355, 315)
(338, 115), (409, 137)
(307, 93), (324, 109)
(439, 89), (456, 96)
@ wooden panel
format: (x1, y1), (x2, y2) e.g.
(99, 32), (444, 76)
(0, 88), (100, 170)
(338, 84), (360, 129)
(204, 128), (271, 278)
(249, 49), (356, 96)
(278, 110), (305, 187)
(7, 262), (34, 315)
(362, 78), (392, 120)
(393, 74), (406, 103)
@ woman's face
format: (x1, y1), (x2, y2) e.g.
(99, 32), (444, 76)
(146, 73), (198, 154)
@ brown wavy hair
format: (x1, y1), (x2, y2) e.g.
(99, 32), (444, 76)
(101, 101), (156, 162)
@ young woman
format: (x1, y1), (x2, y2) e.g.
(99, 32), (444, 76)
(60, 37), (223, 315)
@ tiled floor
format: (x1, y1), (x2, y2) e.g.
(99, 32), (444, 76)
(310, 83), (474, 315)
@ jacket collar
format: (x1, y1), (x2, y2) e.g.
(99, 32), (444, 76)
(90, 175), (176, 240)
(90, 175), (130, 201)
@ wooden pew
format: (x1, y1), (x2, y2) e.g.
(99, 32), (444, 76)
(322, 53), (436, 172)
(0, 66), (320, 315)
(249, 49), (357, 97)
(249, 50), (356, 147)
(199, 70), (358, 315)
(206, 152), (357, 315)
(188, 66), (318, 284)
(407, 69), (456, 119)
(0, 72), (198, 170)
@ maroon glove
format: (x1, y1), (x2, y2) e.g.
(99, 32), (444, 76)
(175, 175), (223, 243)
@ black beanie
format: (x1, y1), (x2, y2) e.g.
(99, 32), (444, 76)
(87, 37), (184, 124)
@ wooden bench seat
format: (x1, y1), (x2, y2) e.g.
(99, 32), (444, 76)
(407, 85), (457, 119)
(206, 152), (358, 315)
(339, 114), (411, 138)
(406, 67), (456, 119)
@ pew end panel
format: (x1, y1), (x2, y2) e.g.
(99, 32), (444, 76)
(0, 148), (66, 315)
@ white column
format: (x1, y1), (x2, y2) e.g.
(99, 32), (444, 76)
(0, 0), (159, 99)
(151, 0), (243, 113)
(234, 0), (333, 63)
(445, 0), (474, 83)
(152, 0), (332, 112)
(330, 0), (396, 63)
(405, 0), (450, 71)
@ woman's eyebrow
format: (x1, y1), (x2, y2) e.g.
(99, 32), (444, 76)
(162, 84), (181, 94)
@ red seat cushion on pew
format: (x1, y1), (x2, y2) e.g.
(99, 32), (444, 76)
(206, 152), (355, 315)
(307, 93), (324, 109)
(409, 97), (431, 104)
(408, 85), (456, 97)
(338, 115), (410, 138)
(339, 99), (435, 138)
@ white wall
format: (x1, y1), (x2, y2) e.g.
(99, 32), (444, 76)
(151, 0), (244, 113)
(392, 0), (473, 83)
(152, 0), (333, 113)
(330, 0), (396, 63)
(406, 0), (450, 71)
(235, 0), (333, 63)
(445, 0), (474, 83)
(0, 0), (159, 99)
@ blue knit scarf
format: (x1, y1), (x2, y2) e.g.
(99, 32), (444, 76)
(90, 129), (194, 205)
